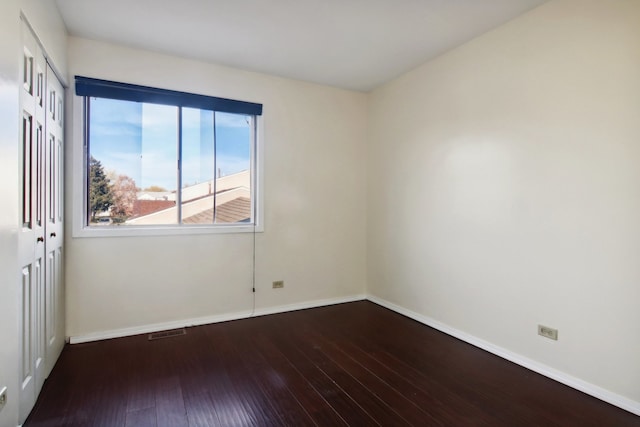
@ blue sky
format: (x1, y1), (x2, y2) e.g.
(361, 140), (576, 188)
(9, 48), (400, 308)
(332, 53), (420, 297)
(89, 97), (251, 191)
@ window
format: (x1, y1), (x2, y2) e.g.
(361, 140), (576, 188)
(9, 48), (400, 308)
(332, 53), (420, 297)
(75, 76), (262, 234)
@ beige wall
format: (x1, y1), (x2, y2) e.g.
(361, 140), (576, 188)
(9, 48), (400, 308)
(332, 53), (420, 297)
(0, 2), (67, 425)
(65, 37), (368, 339)
(368, 0), (640, 407)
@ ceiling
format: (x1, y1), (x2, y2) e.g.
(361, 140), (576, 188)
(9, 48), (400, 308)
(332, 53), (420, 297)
(54, 0), (547, 92)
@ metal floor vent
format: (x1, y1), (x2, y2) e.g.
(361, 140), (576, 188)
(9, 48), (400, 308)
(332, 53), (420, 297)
(148, 328), (186, 341)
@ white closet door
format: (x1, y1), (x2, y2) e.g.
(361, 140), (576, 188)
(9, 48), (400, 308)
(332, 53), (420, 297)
(44, 63), (65, 377)
(18, 22), (47, 424)
(18, 21), (66, 424)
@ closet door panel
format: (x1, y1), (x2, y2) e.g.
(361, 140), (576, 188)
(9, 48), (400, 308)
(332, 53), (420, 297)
(44, 64), (65, 377)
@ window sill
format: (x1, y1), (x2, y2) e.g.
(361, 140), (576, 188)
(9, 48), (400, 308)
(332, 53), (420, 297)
(72, 223), (263, 238)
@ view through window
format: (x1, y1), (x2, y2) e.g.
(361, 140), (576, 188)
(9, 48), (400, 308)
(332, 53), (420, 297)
(86, 96), (255, 227)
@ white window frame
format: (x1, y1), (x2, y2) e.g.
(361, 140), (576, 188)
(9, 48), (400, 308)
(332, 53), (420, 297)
(70, 84), (264, 238)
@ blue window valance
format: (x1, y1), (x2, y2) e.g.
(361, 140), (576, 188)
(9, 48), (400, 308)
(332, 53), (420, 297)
(75, 76), (263, 116)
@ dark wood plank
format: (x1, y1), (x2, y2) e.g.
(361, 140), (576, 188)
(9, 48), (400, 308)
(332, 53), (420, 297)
(24, 301), (640, 427)
(221, 325), (319, 426)
(155, 376), (188, 427)
(183, 391), (221, 427)
(126, 372), (156, 414)
(261, 328), (382, 426)
(244, 333), (349, 426)
(293, 326), (445, 426)
(270, 322), (414, 426)
(305, 307), (505, 424)
(125, 407), (157, 427)
(197, 325), (285, 426)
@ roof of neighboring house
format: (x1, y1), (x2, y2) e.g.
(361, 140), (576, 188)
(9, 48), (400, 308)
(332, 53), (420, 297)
(131, 200), (176, 218)
(183, 197), (251, 224)
(137, 191), (174, 201)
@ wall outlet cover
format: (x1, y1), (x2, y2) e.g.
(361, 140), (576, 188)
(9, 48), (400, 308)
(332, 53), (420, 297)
(538, 325), (558, 341)
(0, 386), (7, 410)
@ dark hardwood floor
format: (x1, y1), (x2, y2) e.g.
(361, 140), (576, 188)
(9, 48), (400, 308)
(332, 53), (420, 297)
(26, 301), (639, 426)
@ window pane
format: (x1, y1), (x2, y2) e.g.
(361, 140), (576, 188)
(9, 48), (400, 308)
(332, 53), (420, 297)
(181, 108), (215, 224)
(180, 110), (253, 225)
(88, 98), (178, 225)
(213, 112), (252, 224)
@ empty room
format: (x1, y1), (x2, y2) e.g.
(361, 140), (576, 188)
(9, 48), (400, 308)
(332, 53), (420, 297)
(1, 0), (639, 426)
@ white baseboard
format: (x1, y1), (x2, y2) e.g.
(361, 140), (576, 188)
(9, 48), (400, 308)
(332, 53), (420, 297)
(366, 294), (640, 417)
(251, 294), (366, 318)
(68, 294), (366, 344)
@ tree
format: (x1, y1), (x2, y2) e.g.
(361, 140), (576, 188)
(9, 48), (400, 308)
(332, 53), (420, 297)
(89, 156), (112, 221)
(110, 175), (138, 223)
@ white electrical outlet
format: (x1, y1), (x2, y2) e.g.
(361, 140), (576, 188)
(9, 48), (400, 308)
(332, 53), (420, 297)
(538, 325), (558, 340)
(0, 386), (7, 411)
